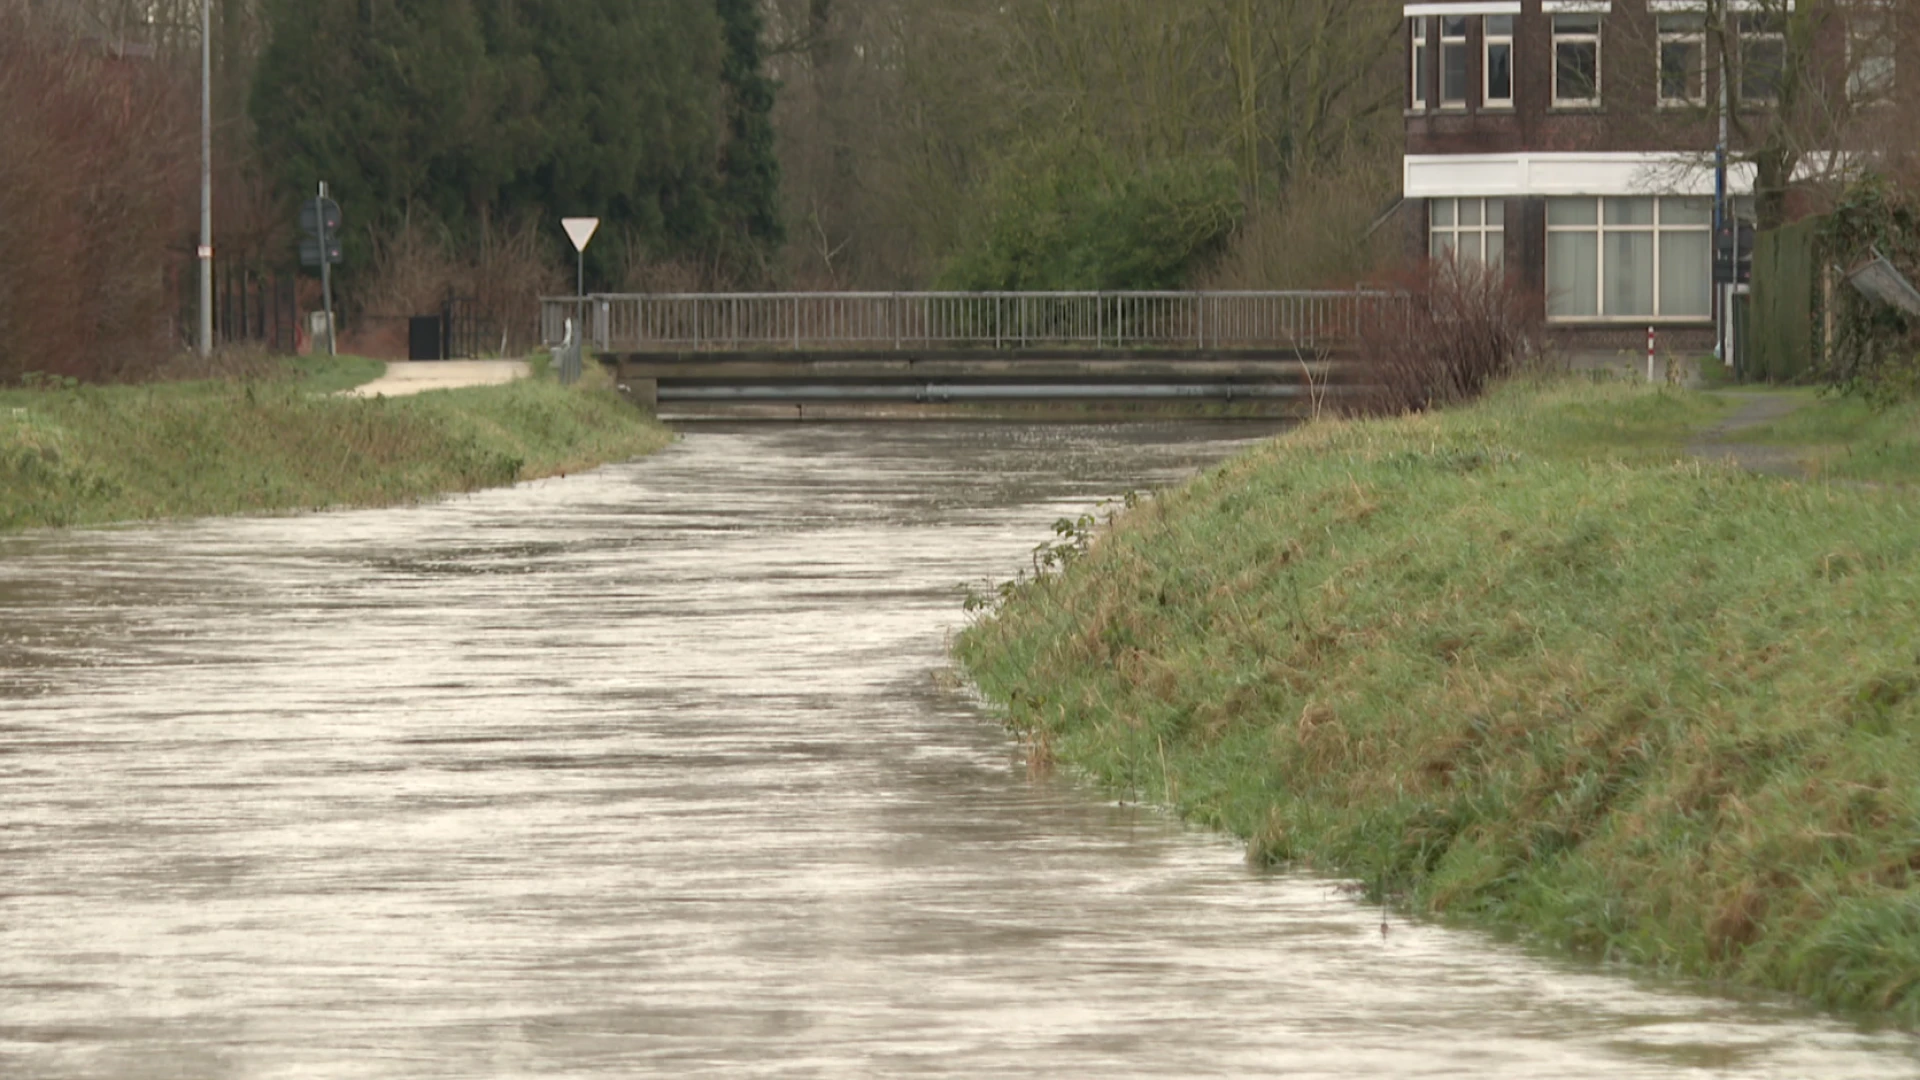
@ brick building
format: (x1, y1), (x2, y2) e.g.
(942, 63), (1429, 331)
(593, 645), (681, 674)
(1401, 0), (1902, 347)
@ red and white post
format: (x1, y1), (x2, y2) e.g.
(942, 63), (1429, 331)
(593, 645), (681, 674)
(1646, 326), (1657, 383)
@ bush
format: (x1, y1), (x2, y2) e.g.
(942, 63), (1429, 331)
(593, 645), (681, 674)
(937, 139), (1244, 292)
(1201, 148), (1403, 291)
(1817, 176), (1920, 403)
(1355, 258), (1548, 415)
(356, 212), (567, 356)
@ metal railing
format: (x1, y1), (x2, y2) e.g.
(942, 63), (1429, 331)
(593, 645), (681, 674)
(539, 291), (1399, 352)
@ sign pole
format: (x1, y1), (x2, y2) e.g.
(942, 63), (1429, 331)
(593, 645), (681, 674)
(561, 217), (601, 348)
(319, 181), (336, 357)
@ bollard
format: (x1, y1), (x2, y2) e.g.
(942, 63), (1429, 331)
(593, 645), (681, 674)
(1646, 326), (1656, 384)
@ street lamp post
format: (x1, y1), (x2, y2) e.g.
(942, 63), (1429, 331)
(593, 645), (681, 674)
(1714, 2), (1731, 369)
(197, 0), (212, 359)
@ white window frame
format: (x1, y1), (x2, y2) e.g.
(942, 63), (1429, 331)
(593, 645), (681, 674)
(1847, 9), (1896, 105)
(1737, 11), (1786, 105)
(1411, 17), (1430, 110)
(1657, 13), (1707, 107)
(1430, 198), (1506, 267)
(1484, 15), (1515, 108)
(1439, 15), (1470, 108)
(1552, 14), (1603, 108)
(1546, 196), (1715, 322)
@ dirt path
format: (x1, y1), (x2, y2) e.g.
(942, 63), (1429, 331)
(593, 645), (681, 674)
(1684, 392), (1815, 476)
(348, 360), (529, 398)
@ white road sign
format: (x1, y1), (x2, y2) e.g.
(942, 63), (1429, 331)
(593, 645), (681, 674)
(562, 217), (601, 253)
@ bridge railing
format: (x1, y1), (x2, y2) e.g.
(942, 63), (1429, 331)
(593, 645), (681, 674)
(539, 291), (1400, 352)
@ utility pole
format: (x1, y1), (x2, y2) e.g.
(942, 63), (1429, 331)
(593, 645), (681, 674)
(197, 0), (213, 358)
(319, 182), (336, 357)
(1714, 0), (1731, 368)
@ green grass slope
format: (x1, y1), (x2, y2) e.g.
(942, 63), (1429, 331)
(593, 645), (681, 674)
(0, 361), (670, 530)
(957, 379), (1920, 1021)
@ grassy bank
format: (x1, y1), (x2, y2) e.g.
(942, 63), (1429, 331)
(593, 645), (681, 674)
(957, 378), (1920, 1021)
(0, 359), (670, 530)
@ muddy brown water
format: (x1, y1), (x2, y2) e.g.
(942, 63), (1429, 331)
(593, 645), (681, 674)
(2, 423), (1916, 1078)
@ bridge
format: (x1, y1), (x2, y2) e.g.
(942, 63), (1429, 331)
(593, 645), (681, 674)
(538, 291), (1394, 414)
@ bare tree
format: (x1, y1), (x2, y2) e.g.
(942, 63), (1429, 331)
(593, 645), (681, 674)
(762, 0), (1401, 288)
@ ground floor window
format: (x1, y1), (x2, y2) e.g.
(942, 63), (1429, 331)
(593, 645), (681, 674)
(1430, 197), (1505, 268)
(1546, 196), (1711, 320)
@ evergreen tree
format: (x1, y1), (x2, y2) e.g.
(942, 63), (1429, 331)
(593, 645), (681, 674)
(715, 0), (784, 273)
(252, 0), (785, 289)
(251, 0), (515, 264)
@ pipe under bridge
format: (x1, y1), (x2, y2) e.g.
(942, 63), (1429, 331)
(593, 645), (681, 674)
(539, 292), (1395, 415)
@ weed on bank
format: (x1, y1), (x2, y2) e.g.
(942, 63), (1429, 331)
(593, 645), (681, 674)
(957, 379), (1920, 1022)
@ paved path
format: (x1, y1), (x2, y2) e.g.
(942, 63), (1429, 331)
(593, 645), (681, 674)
(1684, 392), (1815, 476)
(348, 360), (529, 398)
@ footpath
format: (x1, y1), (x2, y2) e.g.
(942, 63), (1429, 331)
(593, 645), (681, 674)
(348, 359), (529, 398)
(1685, 391), (1817, 476)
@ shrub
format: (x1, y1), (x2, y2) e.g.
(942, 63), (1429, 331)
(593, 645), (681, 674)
(1201, 148), (1403, 291)
(937, 139), (1244, 292)
(1355, 258), (1548, 415)
(1817, 175), (1920, 403)
(355, 212), (566, 356)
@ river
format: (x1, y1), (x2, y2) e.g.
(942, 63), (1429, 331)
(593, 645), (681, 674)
(2, 423), (1915, 1078)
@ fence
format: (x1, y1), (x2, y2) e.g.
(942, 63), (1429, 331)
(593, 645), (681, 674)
(1746, 217), (1823, 382)
(540, 291), (1398, 353)
(185, 261), (300, 353)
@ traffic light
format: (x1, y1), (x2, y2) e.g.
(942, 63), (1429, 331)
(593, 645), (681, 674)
(1714, 220), (1754, 285)
(299, 195), (343, 268)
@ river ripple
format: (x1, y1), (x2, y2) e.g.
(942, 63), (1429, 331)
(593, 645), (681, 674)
(1, 423), (1915, 1078)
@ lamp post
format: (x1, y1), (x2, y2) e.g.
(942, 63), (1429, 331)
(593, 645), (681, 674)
(197, 0), (212, 359)
(1714, 1), (1730, 368)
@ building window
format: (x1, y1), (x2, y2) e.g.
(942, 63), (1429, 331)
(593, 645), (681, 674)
(1430, 198), (1505, 268)
(1440, 16), (1470, 107)
(1546, 197), (1712, 320)
(1411, 18), (1429, 110)
(1658, 13), (1706, 107)
(1553, 14), (1602, 107)
(1739, 12), (1785, 105)
(1849, 12), (1896, 104)
(1484, 15), (1514, 107)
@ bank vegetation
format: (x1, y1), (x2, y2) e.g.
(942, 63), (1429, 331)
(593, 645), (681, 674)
(0, 358), (670, 531)
(958, 379), (1920, 1023)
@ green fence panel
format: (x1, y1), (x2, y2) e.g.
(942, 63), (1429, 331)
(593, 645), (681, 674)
(1747, 216), (1822, 382)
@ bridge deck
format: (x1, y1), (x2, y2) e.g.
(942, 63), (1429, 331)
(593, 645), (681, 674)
(538, 293), (1392, 411)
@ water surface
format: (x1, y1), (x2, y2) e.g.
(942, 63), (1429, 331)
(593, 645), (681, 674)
(2, 423), (1915, 1078)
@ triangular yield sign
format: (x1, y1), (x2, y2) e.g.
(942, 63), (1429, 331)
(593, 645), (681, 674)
(562, 217), (601, 253)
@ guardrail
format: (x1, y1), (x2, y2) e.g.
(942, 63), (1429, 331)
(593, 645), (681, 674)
(540, 291), (1399, 352)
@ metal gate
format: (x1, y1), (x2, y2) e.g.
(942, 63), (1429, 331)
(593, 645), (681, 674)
(210, 262), (299, 353)
(442, 295), (483, 359)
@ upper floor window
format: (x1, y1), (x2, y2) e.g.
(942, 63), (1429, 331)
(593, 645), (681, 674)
(1553, 14), (1602, 107)
(1484, 15), (1514, 107)
(1738, 12), (1786, 105)
(1440, 16), (1470, 107)
(1658, 13), (1707, 107)
(1849, 11), (1896, 104)
(1411, 18), (1430, 110)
